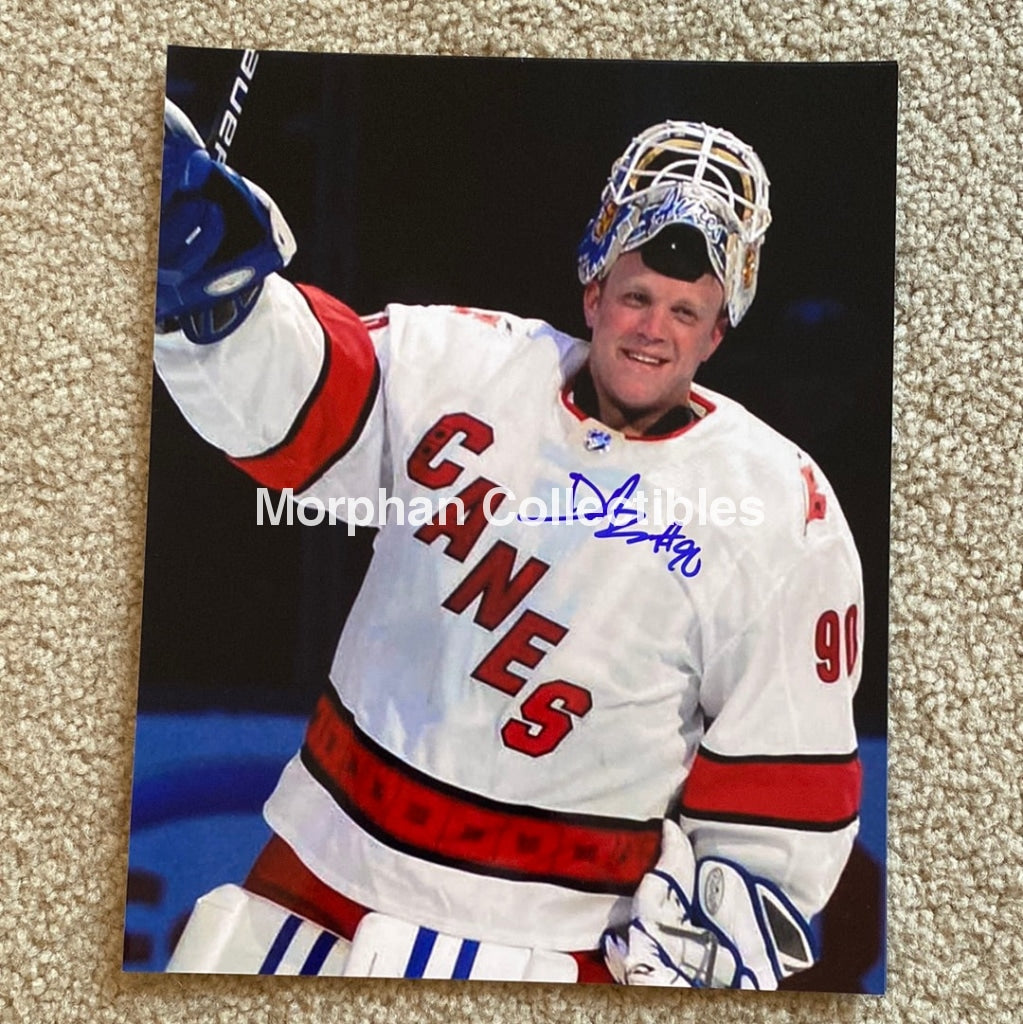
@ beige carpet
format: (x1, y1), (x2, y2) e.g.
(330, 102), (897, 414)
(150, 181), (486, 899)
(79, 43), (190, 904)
(2, 2), (1021, 1022)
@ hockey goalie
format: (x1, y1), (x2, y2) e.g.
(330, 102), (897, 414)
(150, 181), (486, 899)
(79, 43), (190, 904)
(152, 98), (863, 986)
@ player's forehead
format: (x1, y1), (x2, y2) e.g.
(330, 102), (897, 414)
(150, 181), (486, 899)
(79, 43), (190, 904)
(604, 252), (724, 308)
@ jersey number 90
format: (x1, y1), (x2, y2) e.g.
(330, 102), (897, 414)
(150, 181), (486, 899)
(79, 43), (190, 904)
(815, 605), (859, 684)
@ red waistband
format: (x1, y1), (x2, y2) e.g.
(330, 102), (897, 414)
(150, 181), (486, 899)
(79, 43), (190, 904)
(244, 834), (612, 984)
(300, 690), (661, 895)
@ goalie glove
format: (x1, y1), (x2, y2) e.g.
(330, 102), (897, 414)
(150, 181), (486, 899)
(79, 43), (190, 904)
(156, 99), (296, 344)
(602, 818), (712, 987)
(602, 820), (817, 989)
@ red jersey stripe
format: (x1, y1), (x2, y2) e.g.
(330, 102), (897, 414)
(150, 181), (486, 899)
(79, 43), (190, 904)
(301, 690), (662, 895)
(680, 748), (862, 831)
(230, 285), (378, 491)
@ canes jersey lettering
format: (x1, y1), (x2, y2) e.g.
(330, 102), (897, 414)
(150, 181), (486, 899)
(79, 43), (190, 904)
(154, 274), (863, 951)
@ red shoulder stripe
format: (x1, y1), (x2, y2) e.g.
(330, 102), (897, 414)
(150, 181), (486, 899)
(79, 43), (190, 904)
(230, 284), (379, 491)
(680, 748), (862, 831)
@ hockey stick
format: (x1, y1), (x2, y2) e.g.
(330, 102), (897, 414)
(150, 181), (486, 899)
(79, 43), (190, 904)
(204, 49), (260, 163)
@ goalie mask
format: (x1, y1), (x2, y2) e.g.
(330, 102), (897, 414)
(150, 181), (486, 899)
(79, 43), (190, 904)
(577, 121), (772, 326)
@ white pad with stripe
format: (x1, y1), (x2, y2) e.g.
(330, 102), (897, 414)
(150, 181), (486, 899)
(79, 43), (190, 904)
(344, 912), (578, 982)
(166, 885), (579, 982)
(166, 884), (351, 975)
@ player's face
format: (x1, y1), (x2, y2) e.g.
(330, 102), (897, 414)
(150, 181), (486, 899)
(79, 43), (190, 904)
(582, 251), (728, 437)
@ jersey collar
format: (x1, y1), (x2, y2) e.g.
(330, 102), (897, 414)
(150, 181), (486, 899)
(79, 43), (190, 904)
(561, 364), (714, 441)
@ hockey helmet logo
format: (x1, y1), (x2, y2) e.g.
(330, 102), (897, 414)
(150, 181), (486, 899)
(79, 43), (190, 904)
(592, 199), (619, 242)
(634, 189), (730, 280)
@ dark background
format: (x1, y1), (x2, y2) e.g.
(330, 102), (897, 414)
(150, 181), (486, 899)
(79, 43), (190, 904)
(140, 49), (897, 737)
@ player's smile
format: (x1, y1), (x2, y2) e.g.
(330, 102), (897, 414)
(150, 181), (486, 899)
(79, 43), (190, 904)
(582, 251), (728, 437)
(621, 348), (668, 367)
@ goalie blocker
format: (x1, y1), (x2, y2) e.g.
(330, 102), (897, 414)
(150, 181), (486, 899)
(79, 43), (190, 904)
(157, 99), (296, 344)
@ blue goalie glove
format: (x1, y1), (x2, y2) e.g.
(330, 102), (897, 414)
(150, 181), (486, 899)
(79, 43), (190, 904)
(602, 820), (817, 989)
(156, 99), (296, 344)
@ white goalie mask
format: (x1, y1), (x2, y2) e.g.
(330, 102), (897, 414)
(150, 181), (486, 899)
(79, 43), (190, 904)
(577, 121), (772, 326)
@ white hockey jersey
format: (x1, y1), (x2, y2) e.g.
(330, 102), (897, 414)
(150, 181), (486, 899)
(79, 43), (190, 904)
(154, 275), (863, 952)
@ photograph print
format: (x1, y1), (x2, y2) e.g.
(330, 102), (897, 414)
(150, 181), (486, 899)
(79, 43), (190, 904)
(125, 46), (896, 993)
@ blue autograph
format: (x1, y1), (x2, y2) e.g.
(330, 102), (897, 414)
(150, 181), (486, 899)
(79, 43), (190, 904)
(519, 472), (702, 578)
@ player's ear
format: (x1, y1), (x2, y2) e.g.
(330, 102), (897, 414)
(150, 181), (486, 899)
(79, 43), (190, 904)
(703, 312), (729, 361)
(583, 279), (603, 330)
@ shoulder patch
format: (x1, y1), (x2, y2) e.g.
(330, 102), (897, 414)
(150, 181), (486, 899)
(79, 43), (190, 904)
(451, 306), (505, 329)
(800, 463), (828, 525)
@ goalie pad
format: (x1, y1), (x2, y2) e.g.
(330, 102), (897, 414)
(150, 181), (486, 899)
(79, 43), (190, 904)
(165, 885), (578, 982)
(602, 821), (816, 989)
(344, 912), (579, 982)
(157, 99), (296, 344)
(166, 884), (351, 975)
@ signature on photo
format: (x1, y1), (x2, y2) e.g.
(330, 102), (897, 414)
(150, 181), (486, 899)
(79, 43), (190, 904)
(519, 471), (703, 578)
